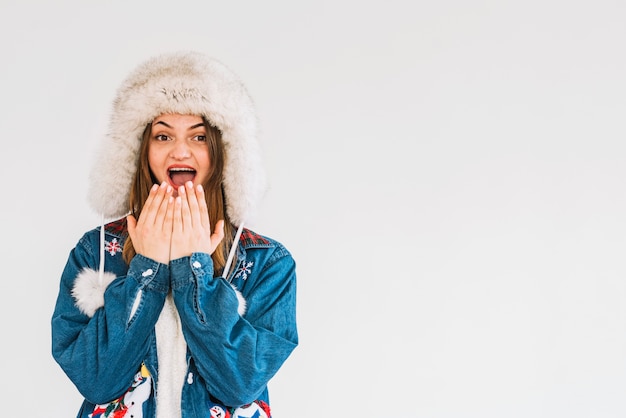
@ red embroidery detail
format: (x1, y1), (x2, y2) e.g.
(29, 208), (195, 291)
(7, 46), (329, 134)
(105, 238), (123, 256)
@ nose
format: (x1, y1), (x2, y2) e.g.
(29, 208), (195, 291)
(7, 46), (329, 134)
(170, 139), (191, 160)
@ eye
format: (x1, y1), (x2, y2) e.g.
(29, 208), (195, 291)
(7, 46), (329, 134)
(193, 135), (207, 142)
(154, 134), (170, 141)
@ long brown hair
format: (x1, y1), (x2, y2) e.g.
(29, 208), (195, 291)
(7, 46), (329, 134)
(122, 117), (235, 276)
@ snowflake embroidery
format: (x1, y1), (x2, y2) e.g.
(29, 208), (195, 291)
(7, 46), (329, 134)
(105, 238), (123, 256)
(234, 261), (254, 281)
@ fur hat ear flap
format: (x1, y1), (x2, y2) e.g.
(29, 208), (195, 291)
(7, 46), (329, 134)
(71, 268), (117, 317)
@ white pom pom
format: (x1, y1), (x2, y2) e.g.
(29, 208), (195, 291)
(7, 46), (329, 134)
(71, 268), (117, 317)
(230, 284), (247, 316)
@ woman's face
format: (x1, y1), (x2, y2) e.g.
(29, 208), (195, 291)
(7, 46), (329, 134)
(148, 113), (211, 196)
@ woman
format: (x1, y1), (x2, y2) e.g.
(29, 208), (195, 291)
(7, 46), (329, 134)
(51, 51), (298, 418)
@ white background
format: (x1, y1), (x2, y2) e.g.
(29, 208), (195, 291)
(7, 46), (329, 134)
(1, 0), (626, 417)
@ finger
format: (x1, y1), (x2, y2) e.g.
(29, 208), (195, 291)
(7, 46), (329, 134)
(141, 182), (168, 227)
(162, 194), (174, 237)
(210, 219), (225, 251)
(126, 215), (137, 241)
(178, 184), (193, 232)
(185, 181), (202, 228)
(173, 195), (183, 235)
(154, 184), (173, 231)
(195, 183), (210, 228)
(135, 184), (158, 228)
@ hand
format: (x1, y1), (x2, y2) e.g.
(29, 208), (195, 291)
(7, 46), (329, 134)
(170, 181), (225, 260)
(127, 181), (174, 264)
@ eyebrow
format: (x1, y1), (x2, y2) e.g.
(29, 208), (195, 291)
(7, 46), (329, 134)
(154, 121), (206, 130)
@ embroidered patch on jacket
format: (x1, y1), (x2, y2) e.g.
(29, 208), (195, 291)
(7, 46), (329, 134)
(234, 261), (254, 281)
(89, 364), (151, 418)
(105, 238), (123, 256)
(233, 400), (271, 418)
(208, 399), (271, 418)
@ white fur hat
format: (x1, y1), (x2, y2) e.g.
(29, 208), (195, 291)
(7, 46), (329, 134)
(87, 51), (265, 226)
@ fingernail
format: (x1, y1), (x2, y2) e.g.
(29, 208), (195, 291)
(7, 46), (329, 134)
(186, 181), (193, 189)
(197, 184), (203, 193)
(151, 184), (159, 192)
(160, 181), (167, 189)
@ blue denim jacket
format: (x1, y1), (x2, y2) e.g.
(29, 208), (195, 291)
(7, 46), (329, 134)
(51, 219), (298, 418)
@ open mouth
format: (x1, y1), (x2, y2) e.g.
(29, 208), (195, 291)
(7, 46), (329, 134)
(168, 167), (196, 187)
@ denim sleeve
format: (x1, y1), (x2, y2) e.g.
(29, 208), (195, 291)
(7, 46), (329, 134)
(170, 248), (298, 407)
(51, 232), (169, 404)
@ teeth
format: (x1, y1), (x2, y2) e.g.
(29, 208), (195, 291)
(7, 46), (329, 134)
(169, 168), (195, 172)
